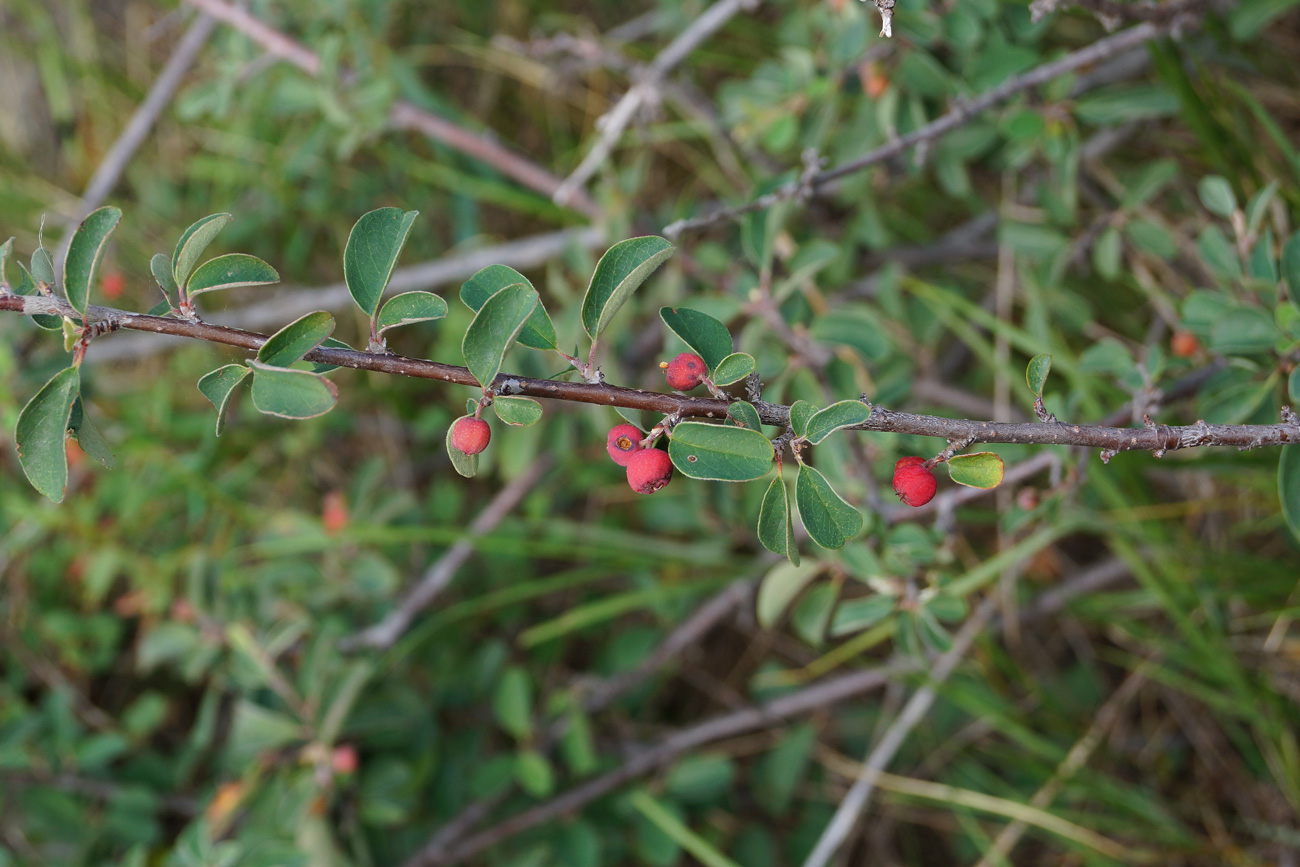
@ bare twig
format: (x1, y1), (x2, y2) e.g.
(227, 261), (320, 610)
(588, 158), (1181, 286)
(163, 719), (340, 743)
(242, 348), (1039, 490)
(552, 0), (759, 206)
(4, 295), (1296, 455)
(54, 12), (218, 271)
(800, 597), (998, 867)
(340, 455), (553, 652)
(663, 20), (1187, 238)
(183, 0), (600, 217)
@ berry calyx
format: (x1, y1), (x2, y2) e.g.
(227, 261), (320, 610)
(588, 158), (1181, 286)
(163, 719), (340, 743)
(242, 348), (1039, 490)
(663, 352), (707, 391)
(606, 423), (645, 467)
(892, 456), (937, 507)
(627, 448), (673, 494)
(451, 417), (491, 455)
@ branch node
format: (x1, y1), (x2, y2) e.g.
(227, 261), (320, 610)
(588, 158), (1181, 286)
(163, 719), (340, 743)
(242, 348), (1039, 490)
(1033, 395), (1058, 424)
(1282, 405), (1299, 426)
(1100, 448), (1118, 464)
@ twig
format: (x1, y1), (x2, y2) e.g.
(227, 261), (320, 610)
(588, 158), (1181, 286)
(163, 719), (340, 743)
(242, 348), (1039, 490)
(551, 0), (759, 206)
(799, 597), (998, 867)
(182, 0), (600, 217)
(54, 12), (218, 271)
(340, 455), (552, 652)
(4, 295), (1297, 455)
(87, 226), (606, 363)
(663, 20), (1184, 238)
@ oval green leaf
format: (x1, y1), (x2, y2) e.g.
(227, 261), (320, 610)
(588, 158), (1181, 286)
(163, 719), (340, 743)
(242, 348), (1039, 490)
(668, 421), (774, 482)
(756, 561), (821, 629)
(796, 464), (864, 550)
(150, 252), (178, 308)
(659, 307), (732, 371)
(461, 265), (556, 351)
(712, 352), (755, 386)
(757, 475), (799, 566)
(0, 237), (13, 285)
(727, 400), (762, 432)
(947, 452), (1005, 488)
(258, 311), (334, 367)
(30, 246), (56, 286)
(804, 400), (871, 445)
(1281, 446), (1300, 544)
(173, 213), (233, 290)
(789, 400), (817, 438)
(376, 291), (448, 336)
(15, 261), (61, 330)
(1197, 176), (1237, 218)
(1210, 307), (1278, 355)
(67, 397), (115, 470)
(344, 208), (419, 317)
(186, 253), (280, 298)
(295, 336), (352, 374)
(462, 284), (539, 389)
(830, 595), (896, 637)
(582, 236), (675, 341)
(198, 364), (251, 436)
(64, 206), (122, 317)
(445, 414), (479, 478)
(248, 361), (339, 419)
(15, 366), (81, 502)
(493, 395), (542, 427)
(1026, 354), (1052, 397)
(1283, 231), (1300, 296)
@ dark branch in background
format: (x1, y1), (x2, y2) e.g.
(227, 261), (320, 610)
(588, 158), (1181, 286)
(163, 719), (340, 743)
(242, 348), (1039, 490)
(3, 295), (1297, 456)
(182, 0), (602, 218)
(663, 18), (1195, 238)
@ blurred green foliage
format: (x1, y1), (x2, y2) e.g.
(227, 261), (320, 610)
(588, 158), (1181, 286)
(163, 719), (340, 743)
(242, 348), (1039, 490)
(3, 0), (1300, 864)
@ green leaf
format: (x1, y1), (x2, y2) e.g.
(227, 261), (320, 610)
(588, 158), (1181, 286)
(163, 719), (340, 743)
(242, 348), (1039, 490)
(185, 253), (279, 298)
(68, 397), (115, 469)
(258, 311), (335, 367)
(659, 307), (732, 371)
(445, 414), (479, 478)
(830, 594), (896, 637)
(172, 213), (233, 290)
(804, 400), (871, 445)
(1092, 225), (1122, 281)
(1245, 181), (1279, 236)
(514, 751), (555, 797)
(810, 308), (892, 362)
(1282, 231), (1300, 296)
(493, 395), (542, 426)
(757, 475), (799, 566)
(789, 400), (817, 438)
(375, 291), (447, 336)
(1198, 226), (1242, 280)
(296, 336), (353, 374)
(198, 364), (251, 437)
(248, 361), (339, 419)
(757, 561), (820, 629)
(493, 667), (533, 740)
(1284, 439), (1300, 544)
(343, 208), (419, 317)
(460, 265), (557, 351)
(1197, 176), (1237, 218)
(14, 261), (60, 331)
(1210, 307), (1279, 355)
(947, 452), (1005, 488)
(30, 246), (56, 286)
(668, 422), (774, 482)
(727, 400), (762, 432)
(1026, 354), (1052, 397)
(63, 206), (122, 317)
(753, 724), (817, 816)
(150, 253), (178, 308)
(581, 236), (675, 340)
(462, 284), (539, 388)
(0, 236), (12, 286)
(1291, 367), (1300, 405)
(15, 366), (80, 502)
(711, 352), (755, 386)
(796, 464), (863, 550)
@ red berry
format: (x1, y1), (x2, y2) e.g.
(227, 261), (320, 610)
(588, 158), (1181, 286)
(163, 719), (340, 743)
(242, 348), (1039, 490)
(627, 448), (673, 494)
(321, 490), (349, 535)
(331, 744), (359, 775)
(101, 271), (126, 300)
(451, 417), (491, 455)
(892, 456), (937, 507)
(664, 352), (707, 391)
(606, 424), (644, 467)
(1170, 330), (1199, 359)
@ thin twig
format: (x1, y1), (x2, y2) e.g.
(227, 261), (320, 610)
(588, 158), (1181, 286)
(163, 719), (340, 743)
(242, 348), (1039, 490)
(4, 295), (1297, 455)
(552, 0), (759, 206)
(800, 597), (999, 867)
(340, 455), (553, 652)
(183, 0), (600, 217)
(663, 20), (1185, 238)
(54, 12), (218, 271)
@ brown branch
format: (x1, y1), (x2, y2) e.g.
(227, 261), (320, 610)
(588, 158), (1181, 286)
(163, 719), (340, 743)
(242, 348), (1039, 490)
(3, 295), (1297, 456)
(663, 19), (1188, 238)
(182, 0), (601, 218)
